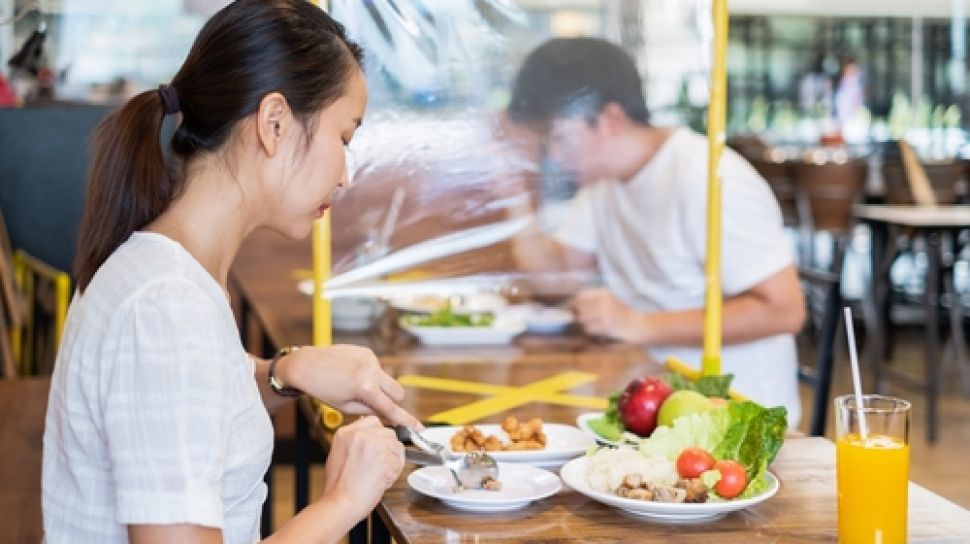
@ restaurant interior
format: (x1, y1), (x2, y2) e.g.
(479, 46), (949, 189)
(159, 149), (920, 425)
(3, 0), (970, 542)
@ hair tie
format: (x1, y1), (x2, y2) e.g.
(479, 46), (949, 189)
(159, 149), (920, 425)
(158, 84), (180, 115)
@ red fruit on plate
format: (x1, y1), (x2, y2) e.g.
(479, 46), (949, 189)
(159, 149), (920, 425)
(617, 376), (674, 437)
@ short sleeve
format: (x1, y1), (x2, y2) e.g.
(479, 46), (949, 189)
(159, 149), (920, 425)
(684, 152), (794, 296)
(553, 187), (599, 254)
(102, 279), (231, 529)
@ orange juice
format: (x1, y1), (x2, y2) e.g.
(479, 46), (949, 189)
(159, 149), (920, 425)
(836, 433), (909, 544)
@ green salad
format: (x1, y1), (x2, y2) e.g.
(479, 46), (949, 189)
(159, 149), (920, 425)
(586, 373), (787, 500)
(401, 306), (495, 327)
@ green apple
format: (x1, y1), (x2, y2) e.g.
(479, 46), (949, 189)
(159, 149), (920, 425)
(657, 390), (715, 428)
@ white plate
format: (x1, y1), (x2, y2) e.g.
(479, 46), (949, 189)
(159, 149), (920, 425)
(417, 423), (594, 467)
(576, 412), (634, 447)
(560, 456), (780, 523)
(399, 315), (525, 346)
(408, 462), (561, 512)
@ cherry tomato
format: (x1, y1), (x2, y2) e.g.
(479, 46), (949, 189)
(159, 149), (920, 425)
(676, 447), (716, 478)
(714, 460), (748, 499)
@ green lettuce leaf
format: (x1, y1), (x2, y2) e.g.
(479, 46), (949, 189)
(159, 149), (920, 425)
(587, 414), (623, 441)
(712, 401), (787, 483)
(585, 393), (624, 441)
(662, 373), (735, 399)
(635, 409), (732, 461)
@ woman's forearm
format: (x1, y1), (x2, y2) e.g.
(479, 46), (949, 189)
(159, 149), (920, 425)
(261, 492), (360, 544)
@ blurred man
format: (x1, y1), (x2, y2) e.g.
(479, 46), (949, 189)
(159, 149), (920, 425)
(507, 37), (805, 422)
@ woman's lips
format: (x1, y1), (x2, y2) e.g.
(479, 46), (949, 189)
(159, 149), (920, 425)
(317, 204), (330, 216)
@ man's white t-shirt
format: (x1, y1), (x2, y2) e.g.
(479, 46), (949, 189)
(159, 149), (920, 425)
(42, 232), (274, 543)
(555, 127), (801, 425)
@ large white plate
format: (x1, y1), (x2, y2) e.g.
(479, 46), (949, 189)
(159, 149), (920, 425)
(408, 462), (561, 512)
(418, 423), (594, 467)
(560, 456), (780, 523)
(399, 316), (526, 346)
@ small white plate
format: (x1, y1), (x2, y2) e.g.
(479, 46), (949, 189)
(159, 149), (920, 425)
(408, 462), (561, 512)
(417, 423), (594, 467)
(576, 412), (633, 447)
(399, 315), (526, 346)
(560, 456), (780, 523)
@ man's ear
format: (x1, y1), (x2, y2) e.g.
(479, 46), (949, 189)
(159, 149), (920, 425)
(256, 92), (291, 157)
(597, 102), (630, 136)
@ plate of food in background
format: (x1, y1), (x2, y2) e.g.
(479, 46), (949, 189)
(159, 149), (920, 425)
(398, 306), (525, 346)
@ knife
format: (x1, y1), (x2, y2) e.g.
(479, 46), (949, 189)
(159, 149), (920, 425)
(405, 446), (446, 466)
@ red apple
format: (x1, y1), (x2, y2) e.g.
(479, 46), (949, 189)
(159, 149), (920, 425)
(618, 376), (674, 437)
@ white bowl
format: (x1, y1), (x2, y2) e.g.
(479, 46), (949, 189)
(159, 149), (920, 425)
(332, 297), (386, 332)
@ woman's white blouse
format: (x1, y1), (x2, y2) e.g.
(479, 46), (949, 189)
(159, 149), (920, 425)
(42, 232), (274, 543)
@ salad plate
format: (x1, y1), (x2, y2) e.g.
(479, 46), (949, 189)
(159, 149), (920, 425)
(408, 463), (561, 512)
(399, 315), (526, 346)
(417, 423), (594, 468)
(560, 456), (780, 523)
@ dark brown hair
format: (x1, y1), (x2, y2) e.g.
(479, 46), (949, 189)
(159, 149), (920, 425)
(508, 37), (649, 128)
(75, 0), (363, 291)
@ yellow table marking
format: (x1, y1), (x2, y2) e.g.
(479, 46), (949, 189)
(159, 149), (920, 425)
(399, 371), (607, 425)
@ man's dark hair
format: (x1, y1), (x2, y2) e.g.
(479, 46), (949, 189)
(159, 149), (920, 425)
(507, 37), (649, 127)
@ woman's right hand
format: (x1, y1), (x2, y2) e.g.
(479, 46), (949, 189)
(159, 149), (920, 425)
(323, 416), (405, 519)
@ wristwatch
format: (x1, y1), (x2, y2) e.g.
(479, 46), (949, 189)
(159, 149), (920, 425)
(268, 346), (303, 398)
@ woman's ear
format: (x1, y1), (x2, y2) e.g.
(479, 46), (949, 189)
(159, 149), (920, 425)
(256, 92), (291, 157)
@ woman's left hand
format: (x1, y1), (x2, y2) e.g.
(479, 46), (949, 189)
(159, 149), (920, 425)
(278, 344), (422, 429)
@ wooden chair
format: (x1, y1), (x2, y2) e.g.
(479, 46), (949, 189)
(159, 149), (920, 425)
(791, 160), (868, 270)
(12, 250), (71, 376)
(750, 158), (799, 227)
(0, 210), (23, 378)
(882, 161), (963, 206)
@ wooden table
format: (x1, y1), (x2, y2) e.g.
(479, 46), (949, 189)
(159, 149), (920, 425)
(854, 204), (970, 443)
(0, 377), (50, 544)
(231, 227), (970, 542)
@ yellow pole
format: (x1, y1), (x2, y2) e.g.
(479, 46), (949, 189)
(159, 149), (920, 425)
(312, 216), (343, 429)
(312, 216), (333, 347)
(702, 0), (729, 377)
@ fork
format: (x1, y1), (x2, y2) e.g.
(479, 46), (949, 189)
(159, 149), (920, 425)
(406, 428), (466, 489)
(404, 427), (499, 491)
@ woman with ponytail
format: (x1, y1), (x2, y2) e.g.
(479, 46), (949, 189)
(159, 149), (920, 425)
(42, 2), (417, 542)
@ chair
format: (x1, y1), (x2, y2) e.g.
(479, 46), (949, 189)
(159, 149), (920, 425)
(750, 158), (799, 227)
(11, 249), (71, 376)
(791, 160), (868, 269)
(0, 211), (23, 378)
(882, 161), (963, 206)
(727, 134), (769, 161)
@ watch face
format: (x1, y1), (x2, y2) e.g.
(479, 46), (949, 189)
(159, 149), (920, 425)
(269, 348), (303, 397)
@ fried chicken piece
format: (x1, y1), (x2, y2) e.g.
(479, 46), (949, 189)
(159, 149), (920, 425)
(677, 478), (709, 503)
(501, 415), (518, 434)
(625, 488), (653, 501)
(622, 474), (644, 488)
(650, 484), (687, 503)
(483, 435), (503, 451)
